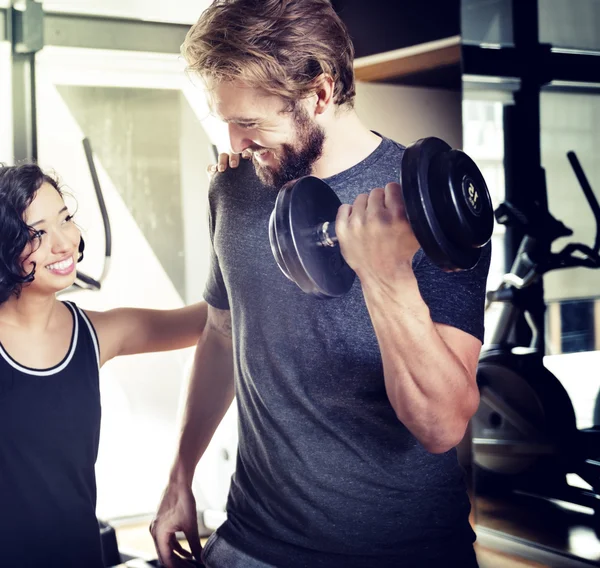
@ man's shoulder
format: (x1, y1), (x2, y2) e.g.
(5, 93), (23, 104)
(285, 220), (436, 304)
(210, 157), (258, 191)
(383, 135), (406, 152)
(369, 135), (405, 169)
(208, 158), (263, 209)
(376, 133), (405, 150)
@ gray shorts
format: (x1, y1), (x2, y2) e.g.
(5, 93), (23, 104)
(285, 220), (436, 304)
(201, 532), (276, 568)
(200, 531), (479, 568)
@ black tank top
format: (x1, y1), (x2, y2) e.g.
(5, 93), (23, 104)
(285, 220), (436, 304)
(0, 301), (104, 568)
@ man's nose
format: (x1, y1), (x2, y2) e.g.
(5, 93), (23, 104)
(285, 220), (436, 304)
(228, 123), (252, 154)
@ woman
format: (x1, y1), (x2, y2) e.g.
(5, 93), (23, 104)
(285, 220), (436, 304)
(0, 163), (208, 568)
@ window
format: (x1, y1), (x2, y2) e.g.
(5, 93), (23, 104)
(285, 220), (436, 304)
(539, 0), (600, 52)
(462, 98), (506, 342)
(35, 46), (223, 519)
(462, 0), (513, 47)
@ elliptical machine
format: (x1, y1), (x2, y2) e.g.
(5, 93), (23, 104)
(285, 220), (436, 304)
(472, 151), (600, 529)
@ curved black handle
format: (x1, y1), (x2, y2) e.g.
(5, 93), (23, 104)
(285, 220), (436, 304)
(567, 151), (600, 255)
(83, 137), (112, 263)
(495, 200), (573, 243)
(74, 271), (101, 291)
(72, 138), (112, 291)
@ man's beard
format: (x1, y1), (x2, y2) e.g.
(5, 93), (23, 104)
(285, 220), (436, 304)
(252, 107), (325, 189)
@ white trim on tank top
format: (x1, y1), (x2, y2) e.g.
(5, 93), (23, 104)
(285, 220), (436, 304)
(73, 304), (100, 370)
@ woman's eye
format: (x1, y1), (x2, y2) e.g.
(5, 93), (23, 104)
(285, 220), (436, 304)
(31, 230), (45, 240)
(63, 215), (74, 224)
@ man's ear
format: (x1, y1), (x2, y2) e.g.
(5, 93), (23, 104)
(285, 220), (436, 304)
(312, 74), (335, 116)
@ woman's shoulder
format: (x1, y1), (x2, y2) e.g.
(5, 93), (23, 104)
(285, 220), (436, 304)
(72, 305), (110, 332)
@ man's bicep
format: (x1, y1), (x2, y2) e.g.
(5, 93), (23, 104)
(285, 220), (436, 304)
(414, 244), (491, 343)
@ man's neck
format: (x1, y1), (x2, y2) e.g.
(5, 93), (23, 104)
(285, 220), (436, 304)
(311, 109), (382, 179)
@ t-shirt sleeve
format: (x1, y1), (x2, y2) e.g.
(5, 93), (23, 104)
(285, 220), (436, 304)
(203, 188), (230, 310)
(412, 243), (491, 343)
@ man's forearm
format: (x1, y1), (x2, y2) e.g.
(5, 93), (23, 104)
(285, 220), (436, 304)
(170, 330), (235, 486)
(361, 270), (479, 453)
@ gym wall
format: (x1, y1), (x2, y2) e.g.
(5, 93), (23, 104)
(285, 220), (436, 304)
(332, 0), (460, 57)
(40, 0), (209, 24)
(354, 82), (462, 151)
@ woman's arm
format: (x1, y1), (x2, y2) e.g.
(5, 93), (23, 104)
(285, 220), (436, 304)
(86, 302), (208, 366)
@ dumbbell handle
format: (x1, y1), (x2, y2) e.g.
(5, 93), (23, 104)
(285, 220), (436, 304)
(317, 221), (338, 248)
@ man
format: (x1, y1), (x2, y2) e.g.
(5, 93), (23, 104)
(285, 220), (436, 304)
(151, 1), (490, 567)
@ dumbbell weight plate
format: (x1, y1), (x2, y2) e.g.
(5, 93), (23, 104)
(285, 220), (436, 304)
(269, 208), (293, 281)
(271, 177), (356, 298)
(401, 137), (493, 270)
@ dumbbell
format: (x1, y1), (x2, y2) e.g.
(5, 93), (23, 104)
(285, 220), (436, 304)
(268, 137), (494, 299)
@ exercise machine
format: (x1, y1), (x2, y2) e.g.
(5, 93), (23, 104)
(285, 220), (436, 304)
(472, 151), (600, 529)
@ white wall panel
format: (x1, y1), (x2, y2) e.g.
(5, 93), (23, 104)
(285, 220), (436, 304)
(0, 42), (12, 164)
(42, 0), (210, 25)
(355, 81), (462, 150)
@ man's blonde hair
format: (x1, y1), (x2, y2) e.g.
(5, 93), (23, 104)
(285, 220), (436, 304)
(182, 0), (356, 108)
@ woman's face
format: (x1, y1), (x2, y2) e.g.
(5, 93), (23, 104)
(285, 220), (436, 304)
(20, 182), (81, 295)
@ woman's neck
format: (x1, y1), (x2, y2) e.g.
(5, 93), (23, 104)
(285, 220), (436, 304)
(0, 292), (59, 332)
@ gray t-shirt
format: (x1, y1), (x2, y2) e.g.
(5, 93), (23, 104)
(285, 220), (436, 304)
(204, 136), (490, 568)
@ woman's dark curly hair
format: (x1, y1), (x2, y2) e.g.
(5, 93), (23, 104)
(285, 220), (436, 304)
(0, 164), (84, 305)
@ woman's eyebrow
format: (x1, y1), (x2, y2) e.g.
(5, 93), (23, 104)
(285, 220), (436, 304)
(30, 206), (68, 227)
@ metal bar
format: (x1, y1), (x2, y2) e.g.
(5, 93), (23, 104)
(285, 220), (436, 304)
(0, 8), (6, 42)
(462, 44), (521, 80)
(463, 45), (600, 85)
(10, 1), (43, 163)
(549, 51), (600, 84)
(544, 81), (600, 96)
(513, 0), (539, 48)
(44, 12), (188, 53)
(496, 0), (546, 350)
(12, 52), (36, 162)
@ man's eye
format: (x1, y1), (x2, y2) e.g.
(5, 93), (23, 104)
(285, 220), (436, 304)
(63, 215), (74, 224)
(240, 123), (257, 129)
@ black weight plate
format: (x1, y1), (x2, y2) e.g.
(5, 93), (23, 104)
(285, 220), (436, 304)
(430, 149), (494, 249)
(273, 183), (299, 285)
(269, 208), (293, 281)
(402, 137), (491, 270)
(273, 176), (355, 298)
(402, 138), (462, 269)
